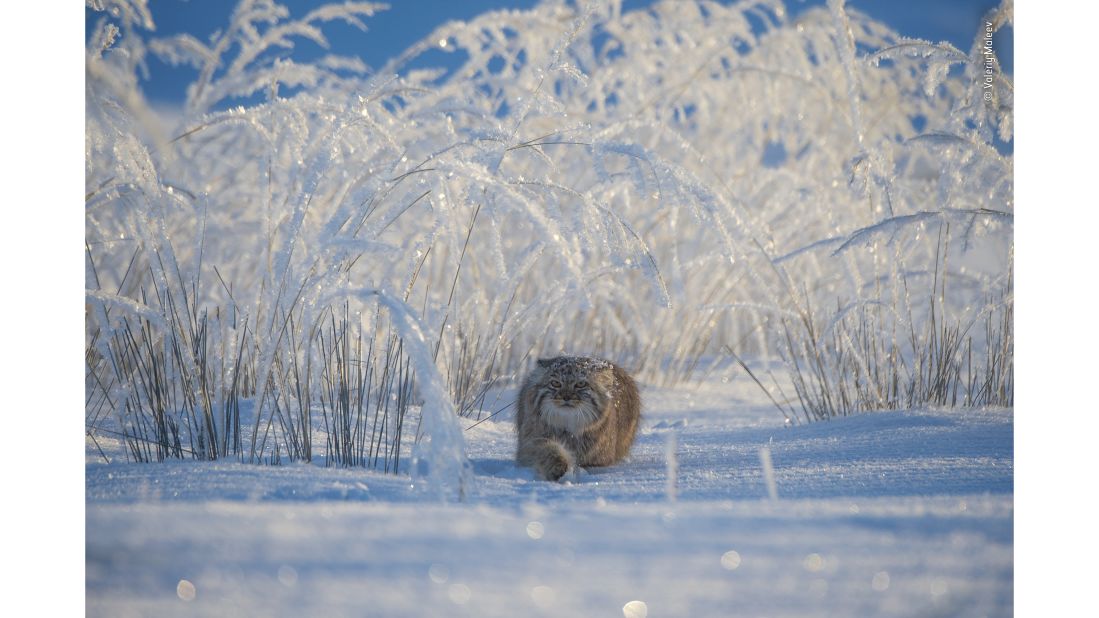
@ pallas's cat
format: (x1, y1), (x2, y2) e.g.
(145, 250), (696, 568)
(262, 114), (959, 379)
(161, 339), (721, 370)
(515, 356), (641, 481)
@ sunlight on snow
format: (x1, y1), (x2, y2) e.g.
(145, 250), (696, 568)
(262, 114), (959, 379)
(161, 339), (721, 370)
(83, 0), (1015, 612)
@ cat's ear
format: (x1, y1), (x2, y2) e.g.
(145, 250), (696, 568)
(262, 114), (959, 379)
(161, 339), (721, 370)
(536, 357), (555, 368)
(592, 366), (615, 388)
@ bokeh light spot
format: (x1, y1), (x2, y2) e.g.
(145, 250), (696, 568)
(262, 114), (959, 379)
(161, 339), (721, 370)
(448, 583), (471, 604)
(429, 563), (450, 584)
(803, 553), (825, 572)
(277, 565), (298, 587)
(531, 585), (555, 608)
(526, 521), (545, 540)
(176, 579), (196, 602)
(721, 550), (742, 570)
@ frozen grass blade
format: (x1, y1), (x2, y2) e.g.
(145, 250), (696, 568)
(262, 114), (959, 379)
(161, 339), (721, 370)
(86, 0), (1012, 471)
(664, 431), (678, 503)
(759, 446), (779, 501)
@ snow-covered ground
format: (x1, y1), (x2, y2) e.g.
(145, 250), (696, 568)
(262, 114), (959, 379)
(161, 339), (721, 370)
(80, 2), (1017, 610)
(86, 376), (1013, 617)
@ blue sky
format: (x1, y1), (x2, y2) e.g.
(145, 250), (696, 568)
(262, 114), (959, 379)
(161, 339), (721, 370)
(86, 0), (1013, 106)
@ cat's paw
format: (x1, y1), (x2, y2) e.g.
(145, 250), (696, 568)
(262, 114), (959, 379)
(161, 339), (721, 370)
(540, 454), (570, 482)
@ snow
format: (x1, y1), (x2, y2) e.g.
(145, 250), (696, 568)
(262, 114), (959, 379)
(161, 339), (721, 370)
(86, 377), (1012, 617)
(79, 1), (1022, 614)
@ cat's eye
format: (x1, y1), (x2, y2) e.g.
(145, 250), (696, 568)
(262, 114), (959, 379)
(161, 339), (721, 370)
(575, 380), (588, 389)
(549, 379), (562, 388)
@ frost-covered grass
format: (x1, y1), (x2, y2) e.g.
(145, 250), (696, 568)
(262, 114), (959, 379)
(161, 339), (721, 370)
(764, 227), (1013, 421)
(81, 0), (1016, 599)
(85, 0), (1013, 486)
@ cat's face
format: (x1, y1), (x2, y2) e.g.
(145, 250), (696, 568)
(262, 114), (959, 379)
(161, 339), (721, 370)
(533, 357), (613, 433)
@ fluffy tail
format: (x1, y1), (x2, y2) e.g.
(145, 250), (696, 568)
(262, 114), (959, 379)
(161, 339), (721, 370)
(517, 437), (575, 482)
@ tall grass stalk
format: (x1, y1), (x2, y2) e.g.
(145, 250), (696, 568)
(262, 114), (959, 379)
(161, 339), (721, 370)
(86, 1), (1013, 469)
(759, 225), (1013, 421)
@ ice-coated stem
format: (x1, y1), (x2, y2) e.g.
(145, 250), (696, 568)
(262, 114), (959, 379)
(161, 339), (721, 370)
(664, 430), (678, 503)
(327, 286), (474, 502)
(759, 446), (778, 501)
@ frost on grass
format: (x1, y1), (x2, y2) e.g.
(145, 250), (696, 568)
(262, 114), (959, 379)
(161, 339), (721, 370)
(86, 1), (1013, 469)
(331, 287), (475, 501)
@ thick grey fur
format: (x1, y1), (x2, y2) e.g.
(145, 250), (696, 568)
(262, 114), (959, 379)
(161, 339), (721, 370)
(515, 356), (641, 481)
